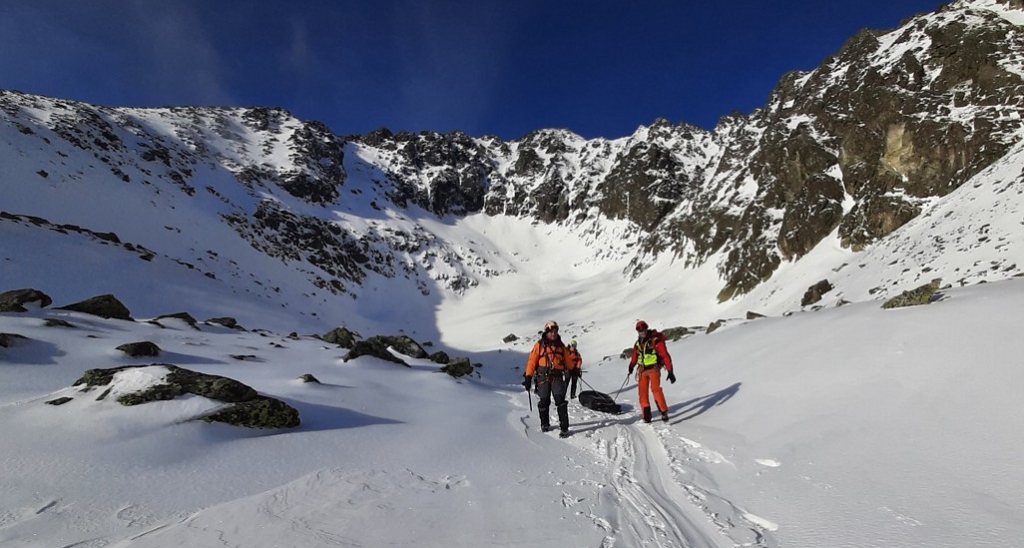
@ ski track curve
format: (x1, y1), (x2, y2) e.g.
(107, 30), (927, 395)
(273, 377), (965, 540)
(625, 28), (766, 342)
(606, 424), (724, 548)
(567, 401), (777, 548)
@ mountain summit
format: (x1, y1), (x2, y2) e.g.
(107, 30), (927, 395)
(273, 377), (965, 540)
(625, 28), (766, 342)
(2, 0), (1023, 330)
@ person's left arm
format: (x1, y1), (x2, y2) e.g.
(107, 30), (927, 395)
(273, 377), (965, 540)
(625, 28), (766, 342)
(657, 338), (676, 383)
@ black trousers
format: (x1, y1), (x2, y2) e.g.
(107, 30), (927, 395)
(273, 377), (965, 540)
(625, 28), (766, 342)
(536, 369), (569, 431)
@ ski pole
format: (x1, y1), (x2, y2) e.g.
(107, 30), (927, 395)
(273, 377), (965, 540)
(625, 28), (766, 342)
(528, 385), (533, 411)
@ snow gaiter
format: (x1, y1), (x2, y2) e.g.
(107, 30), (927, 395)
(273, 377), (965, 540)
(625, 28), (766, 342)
(538, 404), (550, 430)
(536, 370), (552, 430)
(556, 401), (569, 431)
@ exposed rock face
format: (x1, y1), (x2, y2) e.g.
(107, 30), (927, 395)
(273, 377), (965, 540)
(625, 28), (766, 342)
(429, 350), (450, 364)
(342, 334), (428, 365)
(75, 365), (258, 402)
(0, 288), (52, 312)
(680, 1), (1024, 299)
(1, 0), (1021, 305)
(201, 398), (300, 429)
(322, 327), (359, 348)
(767, 7), (1023, 254)
(882, 278), (943, 309)
(802, 280), (835, 307)
(56, 294), (132, 320)
(205, 317), (241, 330)
(660, 326), (695, 341)
(0, 332), (29, 348)
(72, 364), (300, 428)
(116, 341), (161, 357)
(153, 312), (199, 329)
(440, 357), (474, 378)
(375, 129), (491, 216)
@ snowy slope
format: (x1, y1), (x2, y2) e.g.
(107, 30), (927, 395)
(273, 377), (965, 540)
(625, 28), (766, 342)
(2, 269), (1022, 547)
(2, 1), (1024, 546)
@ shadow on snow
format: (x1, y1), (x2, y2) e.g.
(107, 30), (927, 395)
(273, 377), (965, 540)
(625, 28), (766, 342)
(669, 382), (741, 424)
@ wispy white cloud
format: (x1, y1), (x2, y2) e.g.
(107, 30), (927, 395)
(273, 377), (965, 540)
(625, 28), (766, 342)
(387, 0), (532, 135)
(0, 0), (950, 139)
(283, 19), (317, 77)
(0, 0), (232, 107)
(123, 2), (233, 106)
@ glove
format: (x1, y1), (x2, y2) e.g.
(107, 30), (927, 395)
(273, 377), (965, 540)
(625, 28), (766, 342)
(571, 369), (581, 379)
(667, 371), (676, 384)
(628, 365), (635, 376)
(522, 376), (533, 391)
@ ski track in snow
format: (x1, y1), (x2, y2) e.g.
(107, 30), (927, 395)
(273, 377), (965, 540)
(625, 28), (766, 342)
(84, 381), (777, 548)
(108, 468), (474, 548)
(557, 398), (778, 548)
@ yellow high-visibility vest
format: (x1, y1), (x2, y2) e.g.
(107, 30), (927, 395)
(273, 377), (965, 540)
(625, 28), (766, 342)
(636, 340), (659, 367)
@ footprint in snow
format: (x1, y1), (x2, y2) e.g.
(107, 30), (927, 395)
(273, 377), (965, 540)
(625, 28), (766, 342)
(561, 491), (584, 507)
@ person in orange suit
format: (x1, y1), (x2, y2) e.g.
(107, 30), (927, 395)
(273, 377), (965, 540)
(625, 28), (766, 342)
(627, 320), (676, 422)
(522, 320), (579, 437)
(567, 339), (582, 398)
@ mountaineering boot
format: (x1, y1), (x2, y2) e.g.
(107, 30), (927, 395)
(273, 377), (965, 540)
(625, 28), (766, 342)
(541, 423), (552, 432)
(642, 406), (652, 423)
(559, 429), (570, 438)
(661, 410), (670, 422)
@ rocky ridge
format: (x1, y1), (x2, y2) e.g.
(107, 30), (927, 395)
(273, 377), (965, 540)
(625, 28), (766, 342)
(2, 0), (1023, 311)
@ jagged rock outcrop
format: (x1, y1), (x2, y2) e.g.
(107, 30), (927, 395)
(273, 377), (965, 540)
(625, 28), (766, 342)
(1, 0), (1021, 306)
(373, 129), (491, 215)
(440, 357), (474, 378)
(802, 280), (835, 307)
(882, 278), (943, 309)
(0, 332), (28, 348)
(342, 334), (429, 365)
(152, 312), (199, 329)
(116, 341), (161, 357)
(322, 326), (359, 348)
(71, 364), (300, 428)
(650, 0), (1024, 300)
(205, 317), (242, 329)
(0, 288), (52, 312)
(56, 294), (132, 320)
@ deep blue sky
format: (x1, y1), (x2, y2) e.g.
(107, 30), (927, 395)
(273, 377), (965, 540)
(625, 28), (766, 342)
(2, 0), (941, 140)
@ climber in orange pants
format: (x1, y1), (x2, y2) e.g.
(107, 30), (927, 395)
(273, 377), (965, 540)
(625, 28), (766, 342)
(627, 320), (676, 423)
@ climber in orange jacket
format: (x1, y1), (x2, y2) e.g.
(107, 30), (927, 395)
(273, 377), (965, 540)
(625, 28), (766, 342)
(523, 320), (579, 437)
(627, 320), (676, 423)
(567, 339), (582, 398)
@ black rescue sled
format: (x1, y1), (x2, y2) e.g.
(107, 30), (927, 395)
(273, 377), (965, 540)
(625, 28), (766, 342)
(577, 390), (622, 414)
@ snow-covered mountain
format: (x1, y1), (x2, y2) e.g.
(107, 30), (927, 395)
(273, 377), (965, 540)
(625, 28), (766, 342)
(4, 2), (1024, 547)
(2, 0), (1024, 328)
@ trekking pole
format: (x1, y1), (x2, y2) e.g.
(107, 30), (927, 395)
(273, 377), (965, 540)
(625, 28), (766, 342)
(528, 385), (533, 411)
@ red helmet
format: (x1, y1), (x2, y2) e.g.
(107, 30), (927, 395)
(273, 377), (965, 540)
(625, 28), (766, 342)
(635, 320), (648, 332)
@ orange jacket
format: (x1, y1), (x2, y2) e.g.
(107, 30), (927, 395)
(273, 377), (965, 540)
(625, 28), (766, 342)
(567, 346), (582, 370)
(526, 338), (577, 377)
(628, 329), (673, 372)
